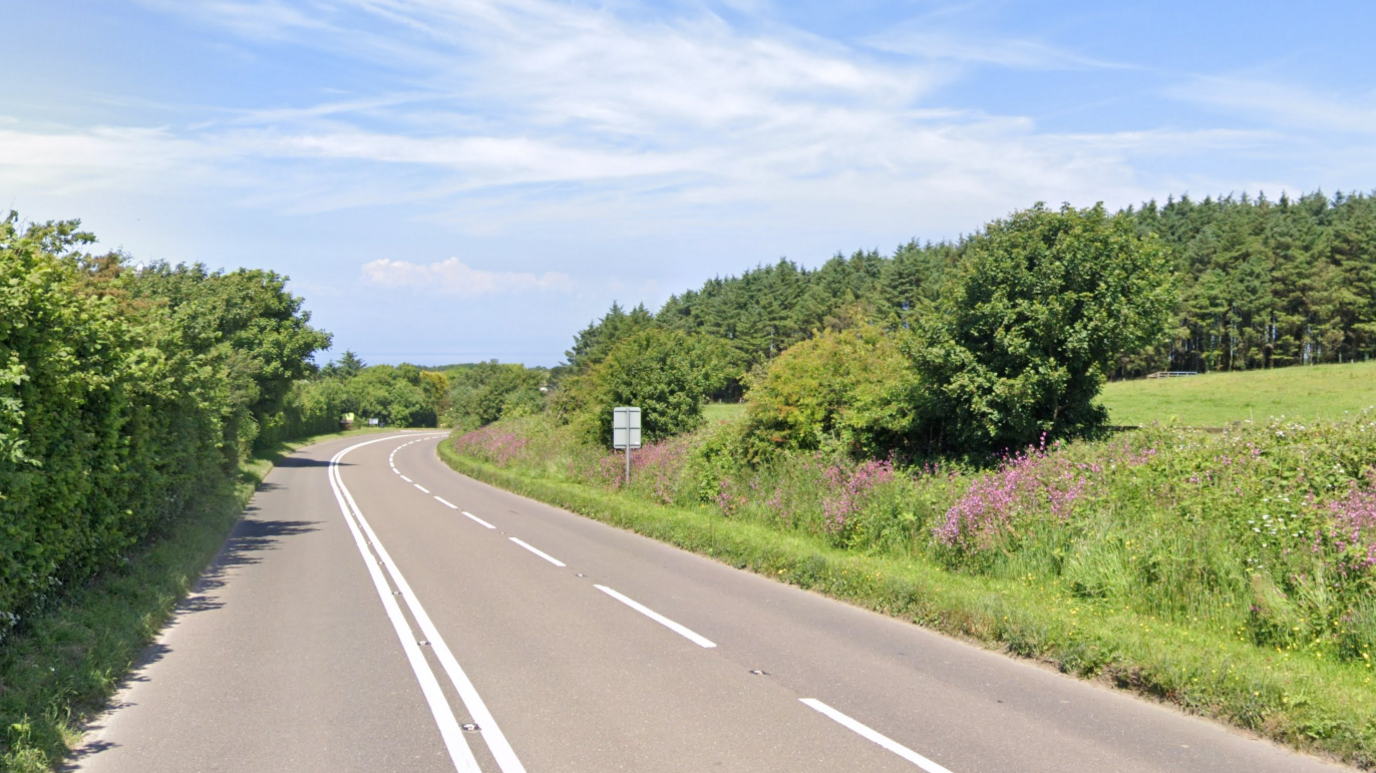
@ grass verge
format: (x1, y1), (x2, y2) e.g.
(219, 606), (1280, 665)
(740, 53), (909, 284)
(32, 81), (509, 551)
(0, 427), (392, 773)
(439, 439), (1376, 770)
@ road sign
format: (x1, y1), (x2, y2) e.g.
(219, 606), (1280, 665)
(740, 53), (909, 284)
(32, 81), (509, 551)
(613, 407), (641, 485)
(612, 407), (642, 450)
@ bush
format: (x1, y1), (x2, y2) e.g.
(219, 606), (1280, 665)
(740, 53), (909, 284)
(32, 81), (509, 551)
(554, 328), (723, 445)
(907, 203), (1174, 453)
(0, 214), (330, 642)
(446, 361), (546, 430)
(742, 324), (916, 460)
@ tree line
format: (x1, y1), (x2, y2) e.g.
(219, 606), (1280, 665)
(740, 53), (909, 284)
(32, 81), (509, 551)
(567, 189), (1376, 386)
(478, 203), (1171, 461)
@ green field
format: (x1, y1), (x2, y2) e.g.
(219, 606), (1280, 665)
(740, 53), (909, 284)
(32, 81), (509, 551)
(710, 363), (1376, 429)
(702, 402), (747, 422)
(1100, 360), (1376, 427)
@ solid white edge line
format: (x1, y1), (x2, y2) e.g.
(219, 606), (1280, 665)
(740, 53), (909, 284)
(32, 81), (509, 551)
(799, 699), (955, 773)
(327, 440), (480, 773)
(415, 484), (431, 494)
(435, 496), (458, 509)
(508, 537), (566, 567)
(461, 510), (496, 529)
(338, 438), (527, 773)
(592, 585), (716, 649)
(401, 475), (414, 483)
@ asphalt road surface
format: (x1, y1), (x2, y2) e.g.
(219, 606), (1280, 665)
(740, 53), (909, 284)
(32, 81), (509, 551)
(71, 432), (1354, 772)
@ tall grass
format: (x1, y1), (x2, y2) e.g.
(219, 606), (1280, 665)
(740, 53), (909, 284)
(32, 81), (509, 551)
(449, 412), (1376, 765)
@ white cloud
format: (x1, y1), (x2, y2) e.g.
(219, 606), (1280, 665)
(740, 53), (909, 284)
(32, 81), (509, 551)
(863, 29), (1128, 71)
(361, 257), (575, 296)
(1168, 76), (1376, 135)
(9, 0), (1357, 248)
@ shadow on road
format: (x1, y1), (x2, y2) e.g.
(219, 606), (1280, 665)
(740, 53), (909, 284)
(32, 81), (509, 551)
(273, 456), (346, 468)
(66, 512), (322, 769)
(185, 515), (322, 612)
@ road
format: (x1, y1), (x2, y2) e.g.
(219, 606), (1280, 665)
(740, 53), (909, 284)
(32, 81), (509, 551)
(72, 432), (1352, 773)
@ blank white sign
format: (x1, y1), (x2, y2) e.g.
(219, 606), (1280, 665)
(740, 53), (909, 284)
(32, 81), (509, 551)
(612, 407), (642, 449)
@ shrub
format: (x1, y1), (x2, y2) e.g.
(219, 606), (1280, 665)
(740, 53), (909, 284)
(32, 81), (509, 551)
(907, 203), (1175, 453)
(0, 214), (330, 642)
(741, 324), (916, 460)
(554, 328), (723, 445)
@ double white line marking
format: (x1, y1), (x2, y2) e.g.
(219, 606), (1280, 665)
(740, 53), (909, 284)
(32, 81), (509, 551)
(329, 435), (526, 773)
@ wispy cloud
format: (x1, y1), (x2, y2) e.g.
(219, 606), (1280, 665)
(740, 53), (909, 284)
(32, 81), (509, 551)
(131, 0), (332, 41)
(1169, 76), (1376, 135)
(7, 0), (1346, 245)
(863, 29), (1128, 71)
(362, 257), (575, 296)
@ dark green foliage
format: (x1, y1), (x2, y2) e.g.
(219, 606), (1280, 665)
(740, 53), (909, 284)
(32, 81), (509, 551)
(273, 359), (452, 436)
(343, 365), (434, 427)
(564, 302), (656, 373)
(556, 328), (725, 445)
(319, 349), (365, 379)
(654, 251), (945, 396)
(123, 261), (332, 458)
(1130, 190), (1376, 373)
(445, 360), (546, 430)
(0, 213), (330, 643)
(907, 204), (1174, 452)
(575, 190), (1376, 391)
(553, 190), (1376, 456)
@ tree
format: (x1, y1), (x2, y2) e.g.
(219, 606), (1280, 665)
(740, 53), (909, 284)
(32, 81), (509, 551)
(125, 262), (332, 455)
(559, 328), (724, 445)
(446, 361), (546, 430)
(907, 203), (1174, 453)
(564, 302), (656, 373)
(322, 349), (365, 379)
(346, 365), (433, 427)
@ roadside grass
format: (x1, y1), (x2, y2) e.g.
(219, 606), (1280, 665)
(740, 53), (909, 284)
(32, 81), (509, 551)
(1102, 360), (1376, 427)
(442, 419), (1376, 769)
(702, 402), (746, 423)
(0, 427), (392, 773)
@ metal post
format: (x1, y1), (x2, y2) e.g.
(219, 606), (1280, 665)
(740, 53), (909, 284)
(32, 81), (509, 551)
(625, 442), (631, 486)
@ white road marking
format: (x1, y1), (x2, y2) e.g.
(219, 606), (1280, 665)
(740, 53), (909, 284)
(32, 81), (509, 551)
(393, 468), (401, 475)
(508, 538), (566, 567)
(593, 585), (716, 649)
(415, 484), (431, 494)
(401, 475), (414, 483)
(332, 435), (527, 773)
(327, 438), (481, 773)
(435, 496), (458, 509)
(462, 510), (496, 529)
(800, 699), (955, 773)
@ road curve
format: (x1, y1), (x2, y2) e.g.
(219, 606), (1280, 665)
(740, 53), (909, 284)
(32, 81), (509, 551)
(71, 433), (1354, 773)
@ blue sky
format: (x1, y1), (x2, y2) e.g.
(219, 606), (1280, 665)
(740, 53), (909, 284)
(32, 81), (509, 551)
(4, 0), (1374, 366)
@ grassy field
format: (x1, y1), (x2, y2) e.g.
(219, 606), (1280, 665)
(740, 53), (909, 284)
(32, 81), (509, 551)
(712, 362), (1376, 430)
(1101, 360), (1376, 427)
(0, 427), (393, 773)
(702, 402), (746, 423)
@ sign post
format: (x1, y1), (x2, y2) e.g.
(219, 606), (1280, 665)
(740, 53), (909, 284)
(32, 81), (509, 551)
(612, 407), (642, 484)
